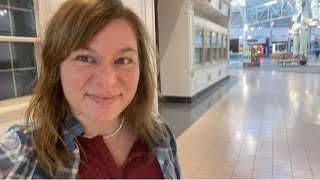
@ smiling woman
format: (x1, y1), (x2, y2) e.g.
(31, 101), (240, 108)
(0, 0), (181, 179)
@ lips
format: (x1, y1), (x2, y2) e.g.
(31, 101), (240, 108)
(86, 93), (120, 105)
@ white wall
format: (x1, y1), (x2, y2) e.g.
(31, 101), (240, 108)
(121, 0), (156, 40)
(158, 0), (230, 98)
(208, 0), (230, 17)
(36, 0), (66, 35)
(158, 0), (192, 97)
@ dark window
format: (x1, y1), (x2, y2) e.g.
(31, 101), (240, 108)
(10, 0), (34, 9)
(0, 0), (7, 5)
(11, 42), (35, 68)
(10, 9), (36, 37)
(14, 69), (36, 97)
(0, 71), (15, 100)
(0, 8), (11, 36)
(0, 42), (12, 69)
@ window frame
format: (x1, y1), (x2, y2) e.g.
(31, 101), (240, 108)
(0, 0), (40, 102)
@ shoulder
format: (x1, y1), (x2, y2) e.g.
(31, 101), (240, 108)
(161, 123), (177, 150)
(156, 123), (182, 179)
(0, 124), (33, 178)
(1, 124), (33, 146)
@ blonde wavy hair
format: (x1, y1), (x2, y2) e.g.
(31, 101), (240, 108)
(25, 0), (165, 176)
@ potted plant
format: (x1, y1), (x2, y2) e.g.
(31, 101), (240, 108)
(300, 51), (307, 66)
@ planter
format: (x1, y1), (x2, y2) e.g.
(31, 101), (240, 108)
(299, 60), (307, 66)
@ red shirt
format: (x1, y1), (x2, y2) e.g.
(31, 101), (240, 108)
(76, 135), (164, 179)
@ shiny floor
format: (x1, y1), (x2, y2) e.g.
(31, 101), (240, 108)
(172, 69), (320, 179)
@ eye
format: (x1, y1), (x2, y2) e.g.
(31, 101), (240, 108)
(114, 58), (131, 64)
(75, 55), (96, 63)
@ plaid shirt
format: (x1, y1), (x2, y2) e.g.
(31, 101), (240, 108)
(0, 117), (181, 179)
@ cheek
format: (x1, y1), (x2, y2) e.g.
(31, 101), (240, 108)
(124, 67), (140, 94)
(60, 62), (87, 96)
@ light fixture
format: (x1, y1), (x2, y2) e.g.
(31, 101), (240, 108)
(264, 0), (277, 6)
(293, 23), (301, 30)
(3, 10), (6, 14)
(244, 24), (248, 32)
(309, 19), (319, 26)
(258, 27), (261, 30)
(251, 27), (254, 31)
(0, 11), (4, 16)
(248, 36), (252, 39)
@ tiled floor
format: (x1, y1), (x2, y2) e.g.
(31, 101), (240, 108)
(173, 69), (320, 179)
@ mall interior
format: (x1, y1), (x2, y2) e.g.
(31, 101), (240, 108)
(1, 0), (320, 179)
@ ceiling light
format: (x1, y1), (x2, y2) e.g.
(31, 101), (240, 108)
(244, 24), (248, 32)
(271, 21), (274, 27)
(264, 1), (277, 6)
(309, 19), (319, 26)
(0, 11), (4, 16)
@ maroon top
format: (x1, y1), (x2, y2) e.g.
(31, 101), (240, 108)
(76, 135), (164, 179)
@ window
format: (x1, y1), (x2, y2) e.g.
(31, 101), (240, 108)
(211, 31), (217, 46)
(203, 29), (211, 63)
(194, 27), (203, 64)
(0, 0), (37, 101)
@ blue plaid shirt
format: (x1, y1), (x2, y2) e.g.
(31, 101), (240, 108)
(0, 117), (181, 179)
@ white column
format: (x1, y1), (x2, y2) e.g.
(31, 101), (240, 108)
(292, 29), (300, 55)
(292, 0), (302, 55)
(299, 0), (310, 56)
(242, 8), (248, 64)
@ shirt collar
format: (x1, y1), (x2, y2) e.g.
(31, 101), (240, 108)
(61, 116), (85, 151)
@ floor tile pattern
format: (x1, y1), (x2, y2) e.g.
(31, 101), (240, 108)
(177, 69), (320, 179)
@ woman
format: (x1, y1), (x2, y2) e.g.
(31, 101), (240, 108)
(0, 0), (181, 178)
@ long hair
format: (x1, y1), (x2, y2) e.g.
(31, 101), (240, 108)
(25, 0), (165, 176)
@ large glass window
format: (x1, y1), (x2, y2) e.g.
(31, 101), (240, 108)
(0, 7), (11, 36)
(203, 29), (210, 47)
(204, 48), (210, 62)
(195, 27), (203, 47)
(0, 0), (37, 101)
(195, 48), (201, 64)
(211, 31), (217, 46)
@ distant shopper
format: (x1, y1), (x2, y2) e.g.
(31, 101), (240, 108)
(0, 0), (181, 178)
(315, 41), (319, 57)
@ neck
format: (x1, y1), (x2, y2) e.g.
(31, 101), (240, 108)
(76, 115), (123, 138)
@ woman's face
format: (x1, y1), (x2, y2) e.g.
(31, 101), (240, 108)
(60, 18), (140, 123)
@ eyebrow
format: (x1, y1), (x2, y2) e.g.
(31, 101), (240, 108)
(119, 47), (138, 55)
(82, 46), (138, 55)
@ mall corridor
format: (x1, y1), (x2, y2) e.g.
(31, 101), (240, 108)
(169, 69), (320, 179)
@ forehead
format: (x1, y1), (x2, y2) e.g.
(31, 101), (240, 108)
(87, 18), (138, 53)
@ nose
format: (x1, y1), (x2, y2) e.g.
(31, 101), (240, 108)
(93, 61), (117, 89)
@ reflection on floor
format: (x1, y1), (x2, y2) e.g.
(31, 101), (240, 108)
(170, 69), (320, 179)
(159, 76), (238, 137)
